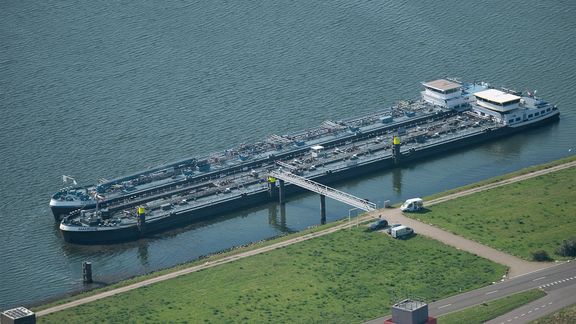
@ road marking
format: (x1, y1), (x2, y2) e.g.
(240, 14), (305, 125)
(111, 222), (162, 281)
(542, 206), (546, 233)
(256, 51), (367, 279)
(533, 276), (546, 281)
(528, 310), (532, 314)
(438, 303), (452, 309)
(486, 290), (498, 295)
(549, 302), (553, 305)
(521, 313), (526, 317)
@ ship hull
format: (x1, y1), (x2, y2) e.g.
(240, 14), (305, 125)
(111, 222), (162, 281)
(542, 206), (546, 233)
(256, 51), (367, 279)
(60, 191), (269, 244)
(60, 112), (559, 244)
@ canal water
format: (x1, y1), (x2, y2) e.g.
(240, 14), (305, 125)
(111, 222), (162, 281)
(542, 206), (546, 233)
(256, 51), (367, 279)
(1, 0), (575, 309)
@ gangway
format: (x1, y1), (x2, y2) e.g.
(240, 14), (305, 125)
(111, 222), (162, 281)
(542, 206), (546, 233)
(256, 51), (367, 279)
(268, 169), (376, 212)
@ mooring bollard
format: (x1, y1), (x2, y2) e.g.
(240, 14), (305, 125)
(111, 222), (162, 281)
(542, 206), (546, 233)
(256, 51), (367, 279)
(82, 261), (92, 284)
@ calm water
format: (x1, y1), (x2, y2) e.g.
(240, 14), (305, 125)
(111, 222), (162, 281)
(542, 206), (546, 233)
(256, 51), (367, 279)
(1, 0), (575, 310)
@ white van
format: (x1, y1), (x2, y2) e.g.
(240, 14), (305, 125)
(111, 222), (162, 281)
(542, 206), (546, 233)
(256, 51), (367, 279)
(391, 225), (414, 238)
(400, 198), (423, 212)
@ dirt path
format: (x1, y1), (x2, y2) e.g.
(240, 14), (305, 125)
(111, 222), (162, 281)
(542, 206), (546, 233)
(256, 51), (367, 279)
(385, 160), (576, 278)
(36, 160), (576, 317)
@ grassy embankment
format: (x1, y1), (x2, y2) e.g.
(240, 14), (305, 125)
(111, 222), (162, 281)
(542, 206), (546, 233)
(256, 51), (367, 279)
(438, 289), (546, 324)
(531, 303), (576, 324)
(38, 228), (506, 323)
(33, 220), (350, 312)
(424, 155), (576, 202)
(34, 156), (574, 321)
(410, 160), (576, 261)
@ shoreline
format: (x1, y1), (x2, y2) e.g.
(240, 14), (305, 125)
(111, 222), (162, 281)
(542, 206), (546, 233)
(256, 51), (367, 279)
(31, 155), (576, 317)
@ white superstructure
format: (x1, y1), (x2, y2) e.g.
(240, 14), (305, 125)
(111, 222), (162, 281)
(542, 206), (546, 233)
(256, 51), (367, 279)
(421, 79), (559, 128)
(470, 88), (558, 127)
(421, 79), (470, 109)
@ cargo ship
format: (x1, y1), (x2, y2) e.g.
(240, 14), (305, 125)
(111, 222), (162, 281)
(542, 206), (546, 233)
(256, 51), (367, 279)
(57, 79), (559, 244)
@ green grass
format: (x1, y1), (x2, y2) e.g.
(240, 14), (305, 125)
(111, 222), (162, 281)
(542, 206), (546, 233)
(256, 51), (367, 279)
(439, 289), (546, 324)
(409, 166), (576, 260)
(38, 228), (506, 323)
(34, 158), (575, 321)
(33, 218), (356, 312)
(35, 157), (575, 312)
(424, 155), (576, 202)
(531, 303), (576, 324)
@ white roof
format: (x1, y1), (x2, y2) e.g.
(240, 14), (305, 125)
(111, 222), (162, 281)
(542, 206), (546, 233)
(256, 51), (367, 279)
(423, 79), (461, 92)
(404, 198), (423, 203)
(474, 89), (520, 104)
(310, 145), (324, 150)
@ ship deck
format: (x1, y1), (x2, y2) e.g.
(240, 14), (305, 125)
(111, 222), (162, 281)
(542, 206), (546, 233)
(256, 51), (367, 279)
(62, 110), (502, 230)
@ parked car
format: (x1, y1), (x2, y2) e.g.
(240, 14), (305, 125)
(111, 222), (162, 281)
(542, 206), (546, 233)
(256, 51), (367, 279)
(368, 219), (388, 231)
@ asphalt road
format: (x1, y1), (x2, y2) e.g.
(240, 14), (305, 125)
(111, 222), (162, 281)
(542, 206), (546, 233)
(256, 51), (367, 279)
(365, 260), (576, 323)
(487, 263), (576, 323)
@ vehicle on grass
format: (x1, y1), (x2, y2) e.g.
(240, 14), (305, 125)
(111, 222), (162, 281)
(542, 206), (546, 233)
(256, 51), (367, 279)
(386, 224), (402, 234)
(367, 219), (388, 231)
(391, 225), (414, 238)
(400, 198), (424, 212)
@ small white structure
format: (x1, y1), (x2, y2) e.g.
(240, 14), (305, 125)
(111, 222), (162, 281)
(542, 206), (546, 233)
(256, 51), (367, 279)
(310, 145), (325, 158)
(1, 307), (36, 324)
(391, 225), (414, 238)
(400, 198), (423, 212)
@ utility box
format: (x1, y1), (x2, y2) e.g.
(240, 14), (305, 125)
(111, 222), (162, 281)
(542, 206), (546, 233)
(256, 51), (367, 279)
(310, 145), (325, 158)
(384, 299), (436, 324)
(380, 115), (393, 124)
(1, 307), (36, 324)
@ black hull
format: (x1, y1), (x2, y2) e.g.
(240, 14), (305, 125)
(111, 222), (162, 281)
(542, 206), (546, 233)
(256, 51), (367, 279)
(61, 114), (559, 244)
(61, 192), (269, 244)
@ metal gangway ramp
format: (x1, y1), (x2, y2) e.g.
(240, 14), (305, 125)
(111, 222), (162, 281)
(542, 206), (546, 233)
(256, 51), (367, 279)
(269, 169), (376, 212)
